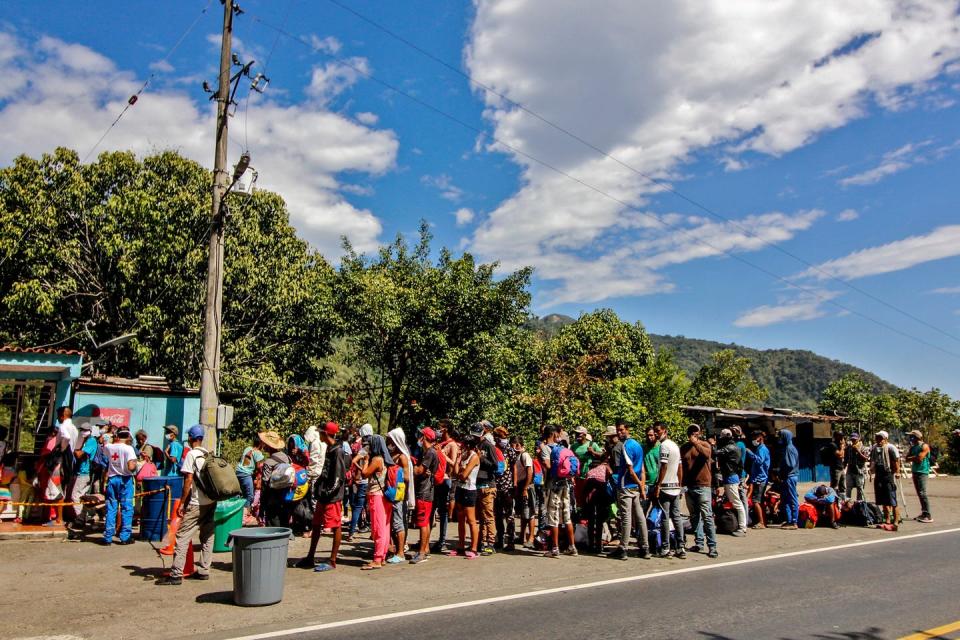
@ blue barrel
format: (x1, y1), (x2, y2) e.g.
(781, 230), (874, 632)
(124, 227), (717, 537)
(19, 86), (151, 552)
(139, 475), (184, 541)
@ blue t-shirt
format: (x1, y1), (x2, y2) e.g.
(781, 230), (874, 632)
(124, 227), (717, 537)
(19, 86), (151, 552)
(618, 438), (645, 490)
(77, 437), (99, 475)
(164, 440), (184, 476)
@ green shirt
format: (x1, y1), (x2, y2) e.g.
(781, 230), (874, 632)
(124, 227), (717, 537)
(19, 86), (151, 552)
(643, 442), (660, 486)
(573, 441), (603, 479)
(909, 443), (931, 475)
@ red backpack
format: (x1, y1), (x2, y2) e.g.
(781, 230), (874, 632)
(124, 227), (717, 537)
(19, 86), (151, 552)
(433, 449), (447, 485)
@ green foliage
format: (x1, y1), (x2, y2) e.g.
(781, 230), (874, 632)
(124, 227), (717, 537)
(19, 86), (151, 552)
(818, 373), (873, 421)
(688, 349), (767, 409)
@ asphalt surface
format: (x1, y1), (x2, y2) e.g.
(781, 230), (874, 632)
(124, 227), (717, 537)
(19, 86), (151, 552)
(239, 530), (960, 640)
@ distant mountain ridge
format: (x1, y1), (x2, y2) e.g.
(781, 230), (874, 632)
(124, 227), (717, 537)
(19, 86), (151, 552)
(526, 314), (898, 412)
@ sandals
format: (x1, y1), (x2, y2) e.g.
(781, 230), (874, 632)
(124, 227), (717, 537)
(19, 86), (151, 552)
(360, 563), (383, 571)
(314, 562), (335, 572)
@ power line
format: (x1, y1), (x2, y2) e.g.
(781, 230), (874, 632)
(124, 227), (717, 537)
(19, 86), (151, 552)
(320, 0), (960, 348)
(247, 13), (960, 363)
(242, 0), (295, 153)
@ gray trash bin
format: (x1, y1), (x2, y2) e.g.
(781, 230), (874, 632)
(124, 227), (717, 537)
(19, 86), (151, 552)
(228, 527), (292, 606)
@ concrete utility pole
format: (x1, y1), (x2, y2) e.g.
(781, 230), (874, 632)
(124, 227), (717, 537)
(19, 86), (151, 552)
(199, 0), (235, 450)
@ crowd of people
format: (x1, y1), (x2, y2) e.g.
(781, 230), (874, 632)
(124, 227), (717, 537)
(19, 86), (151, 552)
(0, 408), (939, 585)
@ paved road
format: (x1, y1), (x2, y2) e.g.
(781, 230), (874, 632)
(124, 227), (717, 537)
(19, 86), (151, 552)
(236, 530), (960, 640)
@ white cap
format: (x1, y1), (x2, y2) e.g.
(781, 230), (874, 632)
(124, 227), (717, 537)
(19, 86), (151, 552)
(876, 430), (889, 440)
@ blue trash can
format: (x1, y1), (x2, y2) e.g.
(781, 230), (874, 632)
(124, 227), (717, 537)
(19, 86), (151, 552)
(139, 475), (184, 541)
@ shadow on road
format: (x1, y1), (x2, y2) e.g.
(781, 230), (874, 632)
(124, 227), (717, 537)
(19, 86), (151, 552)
(196, 590), (234, 605)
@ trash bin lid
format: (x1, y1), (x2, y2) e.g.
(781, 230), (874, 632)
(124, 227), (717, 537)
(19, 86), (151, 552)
(227, 526), (292, 540)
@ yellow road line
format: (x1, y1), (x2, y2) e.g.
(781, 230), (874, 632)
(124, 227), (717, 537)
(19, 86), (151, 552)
(899, 620), (960, 640)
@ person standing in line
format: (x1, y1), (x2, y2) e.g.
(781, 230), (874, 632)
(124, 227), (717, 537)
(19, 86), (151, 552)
(843, 433), (869, 501)
(346, 424), (373, 541)
(157, 425), (213, 584)
(235, 435), (265, 509)
(681, 424), (718, 558)
(512, 436), (538, 549)
(162, 425), (184, 476)
(730, 425), (749, 523)
(297, 422), (346, 572)
(493, 426), (518, 551)
(777, 429), (800, 529)
(905, 430), (933, 523)
(101, 428), (138, 546)
(827, 431), (847, 497)
(745, 430), (771, 529)
(450, 433), (481, 559)
(609, 422), (650, 560)
(642, 427), (660, 508)
(474, 421), (500, 556)
(361, 434), (395, 570)
(717, 429), (747, 536)
(432, 422), (460, 553)
(871, 430), (901, 525)
(650, 422), (685, 559)
(410, 427), (439, 564)
(67, 423), (100, 539)
(540, 425), (577, 558)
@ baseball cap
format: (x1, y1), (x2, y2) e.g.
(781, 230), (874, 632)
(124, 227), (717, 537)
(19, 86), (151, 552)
(469, 422), (484, 436)
(603, 425), (617, 437)
(720, 428), (733, 438)
(187, 424), (205, 440)
(324, 421), (340, 436)
(731, 425), (743, 436)
(850, 432), (860, 440)
(479, 419), (494, 432)
(163, 424), (179, 437)
(876, 430), (889, 440)
(78, 422), (92, 432)
(419, 427), (437, 442)
(573, 426), (588, 435)
(907, 429), (923, 439)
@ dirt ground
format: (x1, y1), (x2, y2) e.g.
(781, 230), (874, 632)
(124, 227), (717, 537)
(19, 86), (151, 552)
(3, 478), (958, 640)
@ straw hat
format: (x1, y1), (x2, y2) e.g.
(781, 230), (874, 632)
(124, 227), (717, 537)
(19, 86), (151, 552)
(258, 430), (285, 451)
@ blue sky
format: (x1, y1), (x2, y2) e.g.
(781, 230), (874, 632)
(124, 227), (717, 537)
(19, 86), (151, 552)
(3, 0), (960, 397)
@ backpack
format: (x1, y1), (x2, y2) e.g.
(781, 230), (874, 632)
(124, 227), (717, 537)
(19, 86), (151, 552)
(151, 445), (165, 466)
(286, 465), (309, 502)
(269, 462), (295, 489)
(532, 459), (543, 486)
(841, 500), (876, 527)
(384, 465), (406, 503)
(433, 449), (446, 486)
(798, 502), (819, 528)
(550, 445), (579, 479)
(493, 446), (506, 477)
(195, 451), (242, 501)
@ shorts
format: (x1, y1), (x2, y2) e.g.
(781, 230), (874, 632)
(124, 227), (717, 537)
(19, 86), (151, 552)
(874, 475), (897, 507)
(455, 487), (478, 508)
(516, 486), (539, 520)
(391, 501), (408, 533)
(312, 501), (342, 530)
(415, 499), (433, 528)
(545, 480), (571, 527)
(750, 482), (768, 504)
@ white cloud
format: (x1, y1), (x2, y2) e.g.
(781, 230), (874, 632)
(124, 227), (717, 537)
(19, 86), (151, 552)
(421, 174), (464, 202)
(0, 32), (397, 256)
(798, 225), (960, 281)
(465, 0), (960, 306)
(837, 139), (944, 187)
(148, 59), (174, 73)
(836, 208), (859, 222)
(355, 111), (379, 125)
(308, 35), (342, 55)
(734, 290), (840, 327)
(453, 207), (475, 226)
(306, 57), (371, 105)
(928, 286), (960, 295)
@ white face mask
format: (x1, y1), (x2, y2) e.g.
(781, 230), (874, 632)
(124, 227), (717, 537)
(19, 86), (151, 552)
(752, 439), (761, 447)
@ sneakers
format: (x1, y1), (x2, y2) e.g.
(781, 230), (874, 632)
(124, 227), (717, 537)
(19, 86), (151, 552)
(688, 545), (702, 554)
(156, 576), (182, 586)
(638, 548), (651, 560)
(674, 549), (687, 559)
(386, 555), (404, 565)
(781, 523), (798, 530)
(480, 546), (495, 556)
(430, 542), (448, 554)
(917, 515), (934, 523)
(608, 546), (627, 560)
(189, 572), (210, 580)
(707, 548), (719, 559)
(409, 553), (428, 564)
(563, 546), (578, 556)
(731, 530), (746, 537)
(544, 548), (560, 558)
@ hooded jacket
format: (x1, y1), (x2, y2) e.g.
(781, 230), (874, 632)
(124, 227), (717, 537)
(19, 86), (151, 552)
(778, 430), (799, 478)
(388, 427), (416, 508)
(303, 425), (327, 480)
(716, 438), (743, 482)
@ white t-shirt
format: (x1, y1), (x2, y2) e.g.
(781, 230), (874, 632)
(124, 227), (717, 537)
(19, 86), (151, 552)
(181, 447), (213, 506)
(658, 439), (682, 496)
(59, 419), (79, 452)
(103, 442), (137, 478)
(514, 451), (533, 487)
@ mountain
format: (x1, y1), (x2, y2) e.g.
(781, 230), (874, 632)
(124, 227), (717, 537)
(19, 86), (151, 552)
(649, 334), (898, 412)
(525, 314), (898, 412)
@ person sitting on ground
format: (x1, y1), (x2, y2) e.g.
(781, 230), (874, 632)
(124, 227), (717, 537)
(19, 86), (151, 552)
(804, 484), (840, 529)
(298, 422), (346, 572)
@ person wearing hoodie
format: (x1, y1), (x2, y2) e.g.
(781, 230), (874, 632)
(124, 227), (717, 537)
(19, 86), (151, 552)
(777, 429), (800, 529)
(717, 429), (747, 536)
(386, 427), (415, 564)
(303, 424), (328, 535)
(745, 430), (771, 528)
(346, 423), (374, 541)
(361, 434), (395, 570)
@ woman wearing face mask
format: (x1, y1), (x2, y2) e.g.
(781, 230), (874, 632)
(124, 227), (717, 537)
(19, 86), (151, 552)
(361, 434), (395, 570)
(162, 425), (183, 476)
(450, 434), (481, 559)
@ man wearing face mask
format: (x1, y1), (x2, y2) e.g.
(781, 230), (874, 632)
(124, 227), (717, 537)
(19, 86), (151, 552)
(493, 426), (518, 551)
(905, 430), (933, 523)
(745, 431), (771, 528)
(162, 425), (184, 476)
(410, 427), (439, 564)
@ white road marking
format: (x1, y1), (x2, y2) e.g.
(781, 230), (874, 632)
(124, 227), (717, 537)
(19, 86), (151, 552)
(227, 526), (960, 640)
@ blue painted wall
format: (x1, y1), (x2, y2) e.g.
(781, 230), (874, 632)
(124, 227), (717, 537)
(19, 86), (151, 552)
(73, 390), (200, 447)
(0, 351), (83, 408)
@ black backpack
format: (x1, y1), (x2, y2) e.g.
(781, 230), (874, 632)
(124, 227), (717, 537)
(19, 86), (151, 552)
(841, 501), (874, 527)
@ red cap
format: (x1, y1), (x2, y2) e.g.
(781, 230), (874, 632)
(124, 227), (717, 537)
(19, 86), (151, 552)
(324, 421), (340, 436)
(420, 427), (437, 442)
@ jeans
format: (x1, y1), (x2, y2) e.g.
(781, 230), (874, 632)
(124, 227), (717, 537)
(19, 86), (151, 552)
(432, 479), (451, 545)
(104, 475), (134, 543)
(830, 468), (846, 496)
(658, 491), (684, 550)
(171, 502), (215, 578)
(495, 489), (515, 548)
(617, 487), (649, 552)
(349, 482), (368, 536)
(478, 486), (497, 546)
(684, 486), (717, 551)
(845, 471), (866, 501)
(237, 472), (255, 508)
(913, 473), (931, 517)
(782, 476), (799, 524)
(724, 483), (747, 532)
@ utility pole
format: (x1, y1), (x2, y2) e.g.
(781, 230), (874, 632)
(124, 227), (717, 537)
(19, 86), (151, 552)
(199, 0), (235, 450)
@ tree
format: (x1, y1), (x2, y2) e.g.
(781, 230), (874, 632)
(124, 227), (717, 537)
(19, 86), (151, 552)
(688, 349), (767, 409)
(333, 222), (532, 432)
(818, 373), (872, 421)
(0, 148), (338, 437)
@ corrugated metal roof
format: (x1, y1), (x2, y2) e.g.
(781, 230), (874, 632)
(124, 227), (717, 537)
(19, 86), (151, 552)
(0, 345), (84, 357)
(78, 375), (199, 394)
(680, 404), (845, 422)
